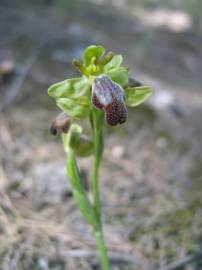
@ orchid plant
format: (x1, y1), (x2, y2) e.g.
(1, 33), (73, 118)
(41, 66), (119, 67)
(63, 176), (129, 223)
(48, 45), (152, 270)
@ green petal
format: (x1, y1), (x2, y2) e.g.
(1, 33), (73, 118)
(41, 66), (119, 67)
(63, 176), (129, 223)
(105, 67), (129, 86)
(56, 98), (90, 118)
(125, 86), (153, 107)
(104, 54), (123, 71)
(48, 77), (90, 100)
(83, 45), (105, 66)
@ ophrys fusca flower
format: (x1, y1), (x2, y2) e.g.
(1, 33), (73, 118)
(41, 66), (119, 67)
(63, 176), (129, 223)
(92, 75), (127, 125)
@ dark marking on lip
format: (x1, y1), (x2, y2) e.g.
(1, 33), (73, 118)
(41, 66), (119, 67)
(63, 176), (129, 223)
(92, 75), (127, 126)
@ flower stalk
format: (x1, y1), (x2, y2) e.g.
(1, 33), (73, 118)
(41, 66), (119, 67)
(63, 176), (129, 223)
(94, 230), (111, 270)
(91, 109), (104, 221)
(91, 109), (111, 269)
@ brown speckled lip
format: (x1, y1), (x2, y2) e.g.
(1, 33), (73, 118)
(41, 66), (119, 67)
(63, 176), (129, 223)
(92, 75), (127, 125)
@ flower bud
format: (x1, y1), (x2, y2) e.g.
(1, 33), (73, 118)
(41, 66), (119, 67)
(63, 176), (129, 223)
(50, 112), (71, 135)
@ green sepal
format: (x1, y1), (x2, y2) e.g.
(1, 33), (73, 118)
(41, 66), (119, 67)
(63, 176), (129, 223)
(104, 54), (123, 71)
(125, 86), (153, 107)
(48, 76), (90, 100)
(105, 67), (129, 86)
(56, 98), (90, 118)
(83, 45), (105, 67)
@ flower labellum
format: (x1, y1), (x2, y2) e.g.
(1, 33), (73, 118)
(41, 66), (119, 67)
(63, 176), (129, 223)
(92, 75), (127, 125)
(50, 112), (71, 135)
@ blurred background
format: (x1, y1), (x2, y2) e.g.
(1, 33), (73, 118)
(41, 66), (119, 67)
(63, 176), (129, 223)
(0, 0), (202, 269)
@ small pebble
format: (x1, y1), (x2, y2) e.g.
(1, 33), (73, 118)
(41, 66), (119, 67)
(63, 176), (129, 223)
(111, 145), (125, 158)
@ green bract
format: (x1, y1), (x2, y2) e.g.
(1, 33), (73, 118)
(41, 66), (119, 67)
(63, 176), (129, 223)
(125, 86), (153, 107)
(62, 124), (82, 152)
(62, 124), (94, 157)
(75, 135), (94, 157)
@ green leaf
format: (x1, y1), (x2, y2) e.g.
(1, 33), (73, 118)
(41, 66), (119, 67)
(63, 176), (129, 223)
(48, 77), (90, 100)
(125, 86), (153, 107)
(105, 67), (129, 86)
(104, 54), (123, 70)
(67, 149), (99, 229)
(73, 189), (98, 226)
(57, 98), (90, 118)
(83, 45), (105, 67)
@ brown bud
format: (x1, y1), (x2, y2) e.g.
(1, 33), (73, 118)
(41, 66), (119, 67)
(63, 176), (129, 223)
(50, 112), (71, 135)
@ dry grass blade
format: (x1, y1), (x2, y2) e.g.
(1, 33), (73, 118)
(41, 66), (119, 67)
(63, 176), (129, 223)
(1, 40), (45, 112)
(159, 251), (202, 270)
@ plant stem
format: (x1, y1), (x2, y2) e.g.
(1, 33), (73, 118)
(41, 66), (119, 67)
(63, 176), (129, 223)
(91, 110), (111, 270)
(91, 109), (104, 221)
(94, 230), (111, 270)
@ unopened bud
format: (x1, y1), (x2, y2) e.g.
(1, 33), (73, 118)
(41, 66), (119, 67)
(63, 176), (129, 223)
(50, 112), (71, 135)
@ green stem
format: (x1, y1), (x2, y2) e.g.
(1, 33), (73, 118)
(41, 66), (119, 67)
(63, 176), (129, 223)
(94, 230), (111, 270)
(91, 110), (104, 221)
(91, 109), (111, 270)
